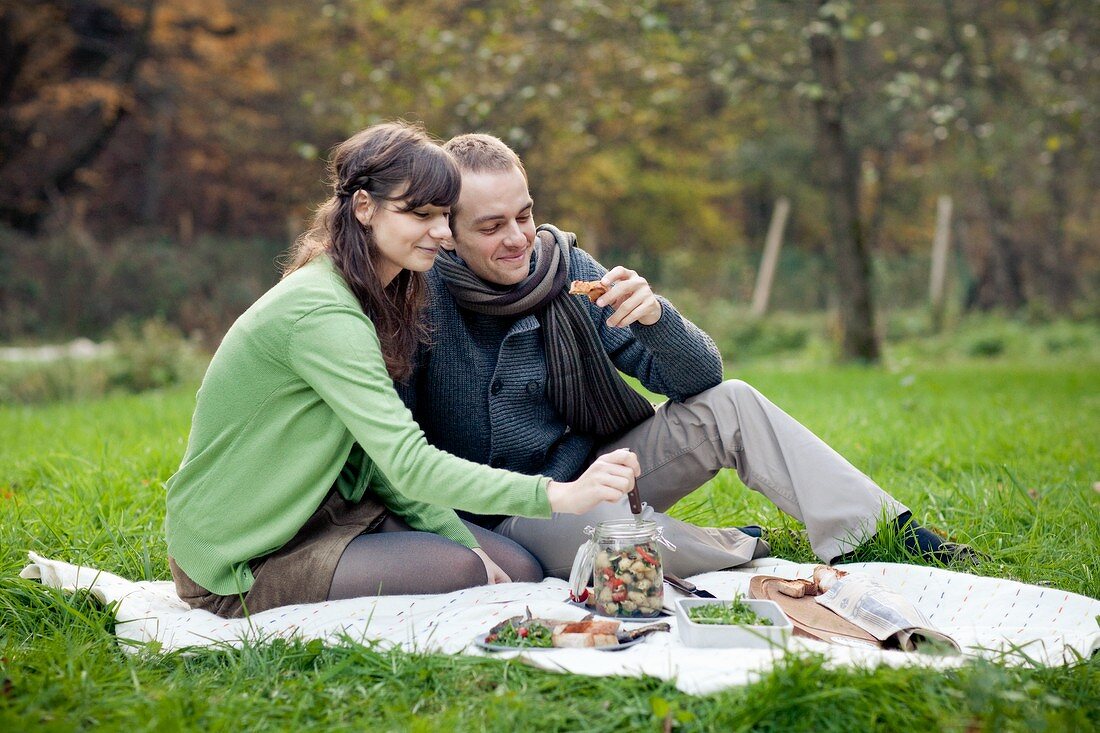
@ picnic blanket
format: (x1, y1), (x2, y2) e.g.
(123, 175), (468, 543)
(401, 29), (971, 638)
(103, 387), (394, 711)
(20, 552), (1100, 695)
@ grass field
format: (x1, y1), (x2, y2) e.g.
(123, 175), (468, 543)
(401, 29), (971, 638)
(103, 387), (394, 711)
(1, 359), (1098, 731)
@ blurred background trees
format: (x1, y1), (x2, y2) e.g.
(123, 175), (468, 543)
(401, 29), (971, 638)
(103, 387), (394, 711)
(1, 0), (1096, 361)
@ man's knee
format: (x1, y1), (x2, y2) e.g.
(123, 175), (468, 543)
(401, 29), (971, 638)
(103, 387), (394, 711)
(697, 378), (758, 407)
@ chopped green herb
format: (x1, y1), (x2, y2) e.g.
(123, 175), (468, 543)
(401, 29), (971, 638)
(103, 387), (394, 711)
(484, 620), (554, 648)
(686, 595), (773, 626)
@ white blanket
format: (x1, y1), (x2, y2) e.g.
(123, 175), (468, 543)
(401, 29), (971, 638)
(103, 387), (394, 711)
(20, 552), (1099, 695)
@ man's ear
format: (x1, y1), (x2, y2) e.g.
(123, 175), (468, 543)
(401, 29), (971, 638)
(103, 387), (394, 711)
(353, 191), (375, 226)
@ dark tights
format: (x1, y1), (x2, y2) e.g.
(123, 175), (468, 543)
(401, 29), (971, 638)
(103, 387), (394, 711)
(327, 516), (544, 600)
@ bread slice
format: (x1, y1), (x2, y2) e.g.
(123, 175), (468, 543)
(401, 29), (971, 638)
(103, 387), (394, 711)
(568, 279), (609, 303)
(557, 619), (620, 635)
(551, 631), (620, 648)
(551, 618), (622, 648)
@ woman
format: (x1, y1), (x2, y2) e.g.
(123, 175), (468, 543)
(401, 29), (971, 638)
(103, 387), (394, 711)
(165, 122), (638, 617)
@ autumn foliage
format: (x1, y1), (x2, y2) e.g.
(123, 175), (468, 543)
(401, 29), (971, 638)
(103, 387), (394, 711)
(1, 1), (1097, 349)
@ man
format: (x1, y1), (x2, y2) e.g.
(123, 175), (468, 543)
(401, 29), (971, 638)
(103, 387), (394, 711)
(397, 133), (971, 579)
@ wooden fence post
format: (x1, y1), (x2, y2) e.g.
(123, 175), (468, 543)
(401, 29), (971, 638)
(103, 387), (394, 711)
(750, 197), (791, 318)
(930, 195), (953, 331)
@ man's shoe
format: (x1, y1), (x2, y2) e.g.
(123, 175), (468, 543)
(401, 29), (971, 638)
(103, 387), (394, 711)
(929, 541), (988, 566)
(831, 512), (987, 566)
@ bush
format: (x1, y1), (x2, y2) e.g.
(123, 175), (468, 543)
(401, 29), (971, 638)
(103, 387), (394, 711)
(662, 290), (820, 362)
(0, 356), (109, 404)
(720, 317), (813, 360)
(966, 334), (1008, 358)
(0, 226), (284, 344)
(0, 319), (208, 404)
(107, 319), (209, 393)
(886, 312), (1100, 366)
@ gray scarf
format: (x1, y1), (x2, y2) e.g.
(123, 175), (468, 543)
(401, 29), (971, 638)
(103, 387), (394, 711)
(435, 224), (654, 437)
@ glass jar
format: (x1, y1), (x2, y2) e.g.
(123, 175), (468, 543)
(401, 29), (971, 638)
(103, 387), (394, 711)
(569, 518), (673, 618)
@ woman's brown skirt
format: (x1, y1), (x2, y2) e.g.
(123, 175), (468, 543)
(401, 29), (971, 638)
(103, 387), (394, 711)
(170, 490), (387, 618)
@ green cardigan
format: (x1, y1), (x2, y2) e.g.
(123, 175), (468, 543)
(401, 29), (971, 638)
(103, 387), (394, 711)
(165, 256), (552, 596)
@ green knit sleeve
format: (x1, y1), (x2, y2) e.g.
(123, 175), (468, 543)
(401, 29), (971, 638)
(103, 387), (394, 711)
(337, 443), (477, 547)
(368, 473), (479, 549)
(287, 304), (553, 519)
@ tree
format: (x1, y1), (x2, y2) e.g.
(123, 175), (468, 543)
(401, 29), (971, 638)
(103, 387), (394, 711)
(276, 0), (750, 282)
(807, 2), (880, 361)
(932, 0), (1100, 311)
(0, 0), (155, 232)
(3, 0), (1096, 342)
(0, 0), (299, 238)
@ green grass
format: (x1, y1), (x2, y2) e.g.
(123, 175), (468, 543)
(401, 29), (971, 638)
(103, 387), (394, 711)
(2, 360), (1099, 730)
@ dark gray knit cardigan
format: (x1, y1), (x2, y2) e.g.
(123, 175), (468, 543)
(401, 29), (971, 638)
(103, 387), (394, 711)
(396, 240), (724, 496)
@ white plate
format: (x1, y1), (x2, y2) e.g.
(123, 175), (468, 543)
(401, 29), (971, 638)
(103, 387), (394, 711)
(473, 633), (648, 653)
(674, 598), (793, 649)
(566, 599), (672, 620)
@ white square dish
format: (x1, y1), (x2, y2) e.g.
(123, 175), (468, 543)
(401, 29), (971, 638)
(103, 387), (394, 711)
(675, 598), (793, 649)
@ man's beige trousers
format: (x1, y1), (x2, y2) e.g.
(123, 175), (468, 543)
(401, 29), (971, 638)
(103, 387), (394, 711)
(496, 380), (908, 577)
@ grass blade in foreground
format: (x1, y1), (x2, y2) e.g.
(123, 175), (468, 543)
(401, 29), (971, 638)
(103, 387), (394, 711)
(1, 361), (1097, 730)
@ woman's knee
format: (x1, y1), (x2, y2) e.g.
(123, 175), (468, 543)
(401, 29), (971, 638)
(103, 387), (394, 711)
(330, 532), (491, 597)
(509, 553), (544, 583)
(462, 520), (545, 583)
(452, 548), (491, 587)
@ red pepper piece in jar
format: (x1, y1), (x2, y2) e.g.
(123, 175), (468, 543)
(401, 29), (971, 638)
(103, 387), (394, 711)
(635, 545), (659, 565)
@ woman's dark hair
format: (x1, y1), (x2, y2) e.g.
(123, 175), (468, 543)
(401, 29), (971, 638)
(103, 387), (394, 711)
(284, 122), (459, 381)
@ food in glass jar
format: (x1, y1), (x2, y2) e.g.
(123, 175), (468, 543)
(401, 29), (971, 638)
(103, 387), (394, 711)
(592, 541), (663, 617)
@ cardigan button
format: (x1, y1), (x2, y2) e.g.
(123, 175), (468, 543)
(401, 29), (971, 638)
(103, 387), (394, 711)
(525, 379), (541, 395)
(491, 378), (503, 395)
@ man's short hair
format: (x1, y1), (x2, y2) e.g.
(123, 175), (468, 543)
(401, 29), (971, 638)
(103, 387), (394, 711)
(443, 133), (527, 181)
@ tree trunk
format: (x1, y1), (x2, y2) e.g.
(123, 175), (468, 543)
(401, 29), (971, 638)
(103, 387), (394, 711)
(941, 0), (1027, 311)
(978, 171), (1027, 310)
(750, 197), (790, 318)
(141, 94), (171, 226)
(1043, 145), (1077, 311)
(865, 146), (894, 252)
(929, 195), (952, 331)
(807, 8), (880, 362)
(0, 0), (157, 233)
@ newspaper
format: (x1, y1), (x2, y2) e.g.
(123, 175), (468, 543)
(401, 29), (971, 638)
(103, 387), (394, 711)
(815, 573), (960, 653)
